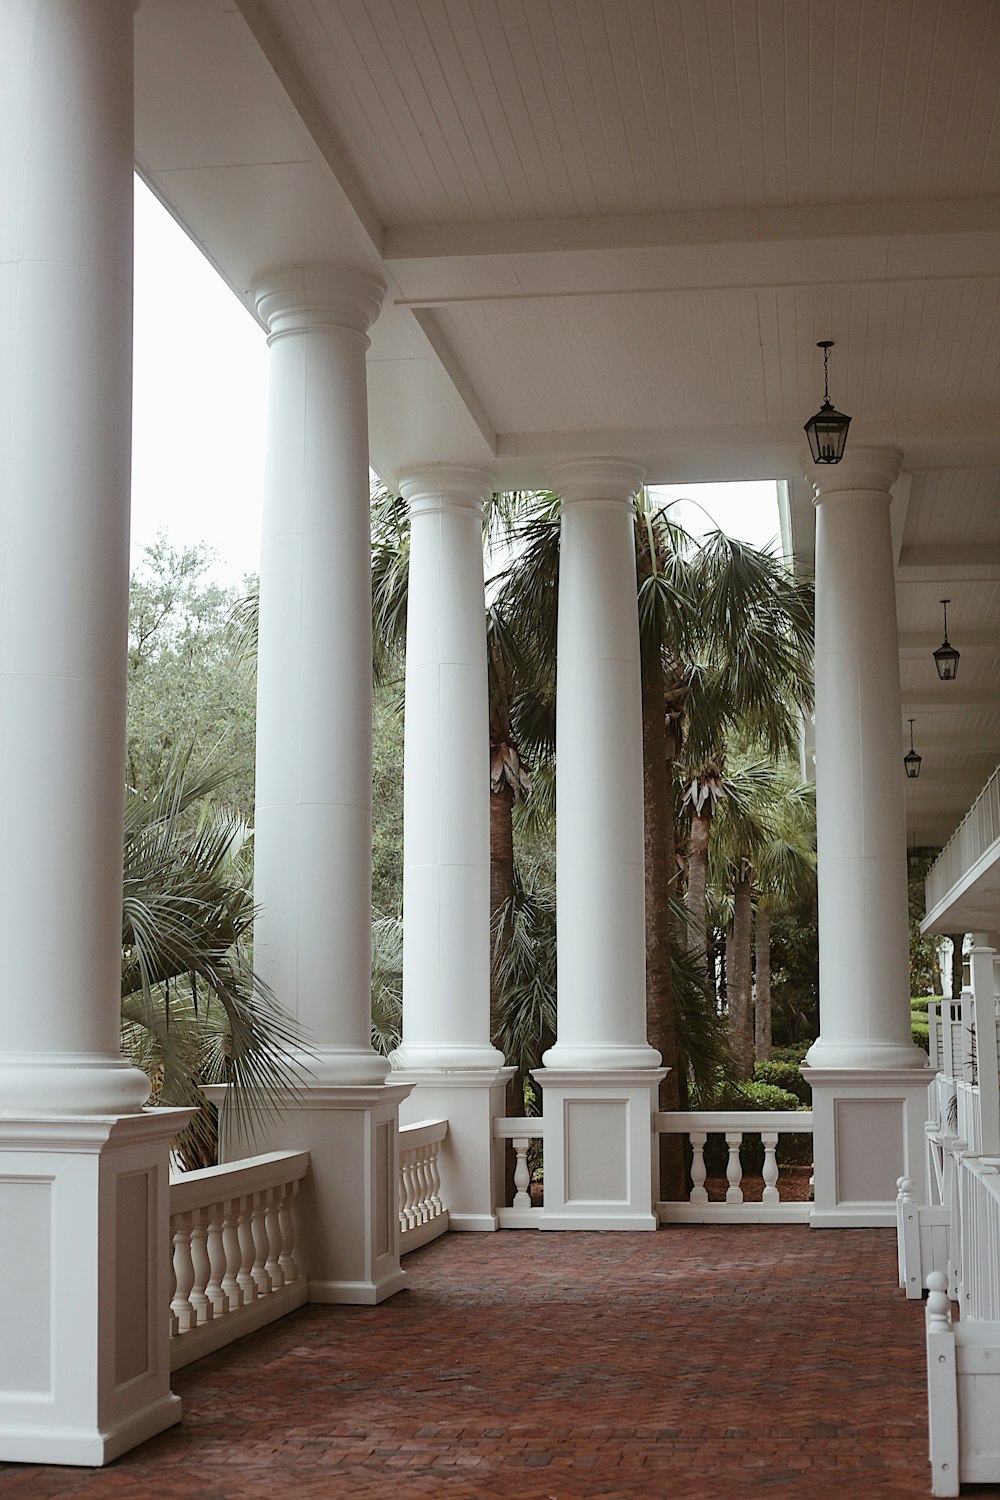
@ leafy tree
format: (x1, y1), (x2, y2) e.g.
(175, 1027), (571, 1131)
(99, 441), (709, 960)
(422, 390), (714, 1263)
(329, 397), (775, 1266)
(128, 536), (256, 817)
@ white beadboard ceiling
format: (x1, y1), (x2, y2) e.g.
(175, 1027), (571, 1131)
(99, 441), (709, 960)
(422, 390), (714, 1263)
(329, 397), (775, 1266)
(135, 0), (1000, 850)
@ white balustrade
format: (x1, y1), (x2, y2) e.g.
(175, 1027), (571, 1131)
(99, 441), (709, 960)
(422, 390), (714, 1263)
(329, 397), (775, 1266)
(399, 1119), (450, 1253)
(924, 762), (1000, 921)
(493, 1117), (545, 1227)
(168, 1151), (310, 1370)
(655, 1111), (814, 1223)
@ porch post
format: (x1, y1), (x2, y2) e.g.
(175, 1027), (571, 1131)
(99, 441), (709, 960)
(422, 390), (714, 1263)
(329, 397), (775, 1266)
(0, 0), (189, 1464)
(803, 447), (931, 1226)
(535, 459), (664, 1230)
(222, 266), (411, 1303)
(391, 467), (512, 1229)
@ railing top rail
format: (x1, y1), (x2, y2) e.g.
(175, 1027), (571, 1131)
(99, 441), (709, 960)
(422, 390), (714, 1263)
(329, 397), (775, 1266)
(399, 1118), (449, 1149)
(655, 1110), (814, 1132)
(169, 1149), (310, 1214)
(493, 1117), (545, 1139)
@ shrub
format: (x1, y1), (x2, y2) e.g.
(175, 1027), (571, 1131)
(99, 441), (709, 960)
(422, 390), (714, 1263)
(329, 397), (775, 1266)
(753, 1059), (812, 1106)
(771, 1041), (813, 1066)
(912, 1015), (930, 1053)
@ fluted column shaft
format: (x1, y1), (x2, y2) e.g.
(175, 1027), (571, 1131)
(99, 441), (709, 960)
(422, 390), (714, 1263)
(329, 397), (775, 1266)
(253, 266), (388, 1084)
(393, 468), (504, 1069)
(807, 447), (926, 1070)
(543, 459), (660, 1070)
(0, 0), (148, 1114)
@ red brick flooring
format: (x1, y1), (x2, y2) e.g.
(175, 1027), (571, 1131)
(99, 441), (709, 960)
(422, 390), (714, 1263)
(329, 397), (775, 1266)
(4, 1225), (994, 1500)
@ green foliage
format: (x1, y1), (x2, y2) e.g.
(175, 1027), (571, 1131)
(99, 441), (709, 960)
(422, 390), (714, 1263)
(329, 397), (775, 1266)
(120, 749), (307, 1169)
(907, 846), (943, 995)
(728, 1080), (805, 1112)
(371, 913), (403, 1055)
(767, 903), (819, 1045)
(372, 685), (404, 915)
(128, 537), (257, 818)
(772, 1041), (813, 1065)
(912, 1015), (930, 1053)
(911, 995), (938, 1014)
(753, 1058), (812, 1105)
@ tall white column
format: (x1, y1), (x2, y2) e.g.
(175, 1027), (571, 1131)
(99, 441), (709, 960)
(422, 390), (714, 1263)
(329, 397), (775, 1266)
(0, 1), (191, 1466)
(391, 467), (510, 1230)
(803, 447), (929, 1228)
(253, 266), (389, 1086)
(234, 266), (410, 1305)
(544, 459), (659, 1072)
(394, 466), (504, 1071)
(0, 0), (148, 1117)
(534, 459), (662, 1232)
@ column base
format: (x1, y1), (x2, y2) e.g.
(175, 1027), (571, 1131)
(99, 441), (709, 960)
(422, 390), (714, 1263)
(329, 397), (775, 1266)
(803, 1066), (933, 1227)
(393, 1065), (515, 1230)
(0, 1107), (193, 1467)
(207, 1082), (413, 1304)
(532, 1068), (666, 1230)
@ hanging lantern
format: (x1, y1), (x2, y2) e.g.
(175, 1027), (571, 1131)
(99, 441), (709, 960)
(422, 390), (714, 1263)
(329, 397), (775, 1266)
(804, 340), (851, 464)
(904, 719), (922, 780)
(933, 598), (960, 681)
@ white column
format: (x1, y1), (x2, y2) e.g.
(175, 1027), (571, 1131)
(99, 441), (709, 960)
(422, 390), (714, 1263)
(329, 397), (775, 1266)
(803, 447), (929, 1228)
(394, 466), (504, 1071)
(544, 459), (659, 1071)
(391, 467), (510, 1232)
(806, 447), (925, 1073)
(534, 459), (662, 1232)
(0, 0), (148, 1116)
(0, 2), (192, 1467)
(253, 266), (388, 1086)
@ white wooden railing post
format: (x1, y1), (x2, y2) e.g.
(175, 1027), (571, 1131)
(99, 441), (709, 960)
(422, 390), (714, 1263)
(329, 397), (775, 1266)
(188, 1209), (214, 1326)
(761, 1133), (780, 1205)
(170, 1215), (197, 1334)
(512, 1138), (532, 1209)
(205, 1212), (228, 1315)
(970, 946), (1000, 1156)
(689, 1131), (709, 1205)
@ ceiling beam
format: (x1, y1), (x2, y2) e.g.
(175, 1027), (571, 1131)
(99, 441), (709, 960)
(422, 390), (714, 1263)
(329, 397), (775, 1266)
(897, 545), (1000, 581)
(900, 689), (1000, 712)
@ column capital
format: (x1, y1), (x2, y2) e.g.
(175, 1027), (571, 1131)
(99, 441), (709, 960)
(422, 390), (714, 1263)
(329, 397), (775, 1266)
(254, 265), (386, 343)
(398, 465), (495, 517)
(547, 457), (646, 506)
(805, 446), (903, 504)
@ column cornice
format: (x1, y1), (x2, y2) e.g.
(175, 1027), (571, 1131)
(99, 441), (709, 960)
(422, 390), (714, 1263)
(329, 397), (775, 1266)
(547, 457), (646, 506)
(399, 464), (495, 516)
(254, 265), (386, 343)
(806, 446), (904, 504)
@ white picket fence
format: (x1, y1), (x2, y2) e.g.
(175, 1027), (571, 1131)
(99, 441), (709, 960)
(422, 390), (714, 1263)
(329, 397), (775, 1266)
(655, 1110), (813, 1223)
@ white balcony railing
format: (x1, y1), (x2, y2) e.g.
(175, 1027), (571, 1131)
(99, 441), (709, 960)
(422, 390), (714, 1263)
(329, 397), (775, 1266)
(399, 1118), (449, 1253)
(493, 1116), (544, 1227)
(168, 1150), (310, 1370)
(925, 763), (1000, 916)
(655, 1111), (813, 1223)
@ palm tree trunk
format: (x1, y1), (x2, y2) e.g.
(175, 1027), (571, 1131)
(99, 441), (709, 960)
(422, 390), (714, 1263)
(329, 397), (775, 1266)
(641, 663), (685, 1200)
(754, 897), (772, 1061)
(728, 871), (754, 1076)
(947, 933), (965, 998)
(490, 782), (516, 1048)
(686, 810), (711, 961)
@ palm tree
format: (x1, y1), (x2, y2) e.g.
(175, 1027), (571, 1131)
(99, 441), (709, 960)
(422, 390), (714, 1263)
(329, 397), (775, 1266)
(121, 750), (307, 1169)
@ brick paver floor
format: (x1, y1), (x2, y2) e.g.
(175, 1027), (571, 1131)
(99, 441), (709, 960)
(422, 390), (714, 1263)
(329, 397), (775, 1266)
(4, 1225), (994, 1500)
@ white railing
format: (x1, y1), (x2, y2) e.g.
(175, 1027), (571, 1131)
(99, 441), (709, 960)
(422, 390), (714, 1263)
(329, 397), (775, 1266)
(399, 1118), (449, 1253)
(168, 1150), (310, 1370)
(655, 1111), (813, 1223)
(493, 1116), (544, 1228)
(925, 762), (1000, 916)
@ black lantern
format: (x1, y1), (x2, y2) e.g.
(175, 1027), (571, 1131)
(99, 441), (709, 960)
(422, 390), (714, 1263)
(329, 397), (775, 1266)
(904, 719), (922, 780)
(933, 598), (960, 681)
(804, 340), (851, 464)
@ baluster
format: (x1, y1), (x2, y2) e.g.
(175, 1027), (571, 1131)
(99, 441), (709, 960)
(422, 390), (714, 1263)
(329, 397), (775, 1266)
(512, 1136), (531, 1208)
(278, 1181), (301, 1283)
(725, 1132), (744, 1204)
(264, 1187), (284, 1290)
(418, 1148), (433, 1222)
(205, 1209), (228, 1315)
(170, 1214), (197, 1333)
(427, 1139), (444, 1217)
(188, 1209), (214, 1324)
(220, 1201), (243, 1308)
(761, 1132), (780, 1205)
(399, 1150), (417, 1231)
(167, 1225), (179, 1338)
(236, 1196), (258, 1304)
(250, 1192), (271, 1295)
(689, 1132), (708, 1205)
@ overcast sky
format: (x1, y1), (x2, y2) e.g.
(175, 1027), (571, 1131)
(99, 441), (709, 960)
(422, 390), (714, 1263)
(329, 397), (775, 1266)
(131, 180), (779, 587)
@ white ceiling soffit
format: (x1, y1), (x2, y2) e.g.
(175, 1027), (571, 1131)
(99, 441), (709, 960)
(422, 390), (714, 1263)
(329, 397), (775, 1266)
(134, 0), (1000, 849)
